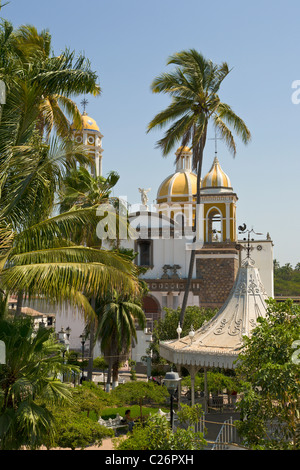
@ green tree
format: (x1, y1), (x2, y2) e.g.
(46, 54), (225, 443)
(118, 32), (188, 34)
(0, 316), (76, 450)
(0, 19), (141, 320)
(49, 407), (113, 450)
(295, 262), (300, 272)
(112, 381), (169, 420)
(148, 49), (251, 325)
(59, 166), (125, 381)
(181, 371), (238, 395)
(115, 405), (206, 451)
(97, 293), (146, 390)
(72, 381), (117, 418)
(0, 204), (141, 321)
(235, 299), (300, 449)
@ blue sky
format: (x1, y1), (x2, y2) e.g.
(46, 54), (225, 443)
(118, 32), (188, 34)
(3, 0), (300, 265)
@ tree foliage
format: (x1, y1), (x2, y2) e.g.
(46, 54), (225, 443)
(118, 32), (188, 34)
(147, 49), (251, 325)
(274, 259), (300, 295)
(235, 299), (300, 449)
(115, 405), (206, 451)
(0, 316), (76, 450)
(111, 381), (169, 419)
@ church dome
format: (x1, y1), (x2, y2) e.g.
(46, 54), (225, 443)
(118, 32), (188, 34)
(157, 147), (197, 204)
(201, 157), (232, 193)
(71, 112), (101, 133)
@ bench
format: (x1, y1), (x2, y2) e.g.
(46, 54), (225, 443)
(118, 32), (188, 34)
(98, 414), (129, 435)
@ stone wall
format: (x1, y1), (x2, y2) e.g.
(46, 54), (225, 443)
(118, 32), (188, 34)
(196, 244), (239, 309)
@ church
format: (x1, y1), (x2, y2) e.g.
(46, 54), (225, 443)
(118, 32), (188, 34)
(13, 109), (274, 366)
(66, 110), (274, 362)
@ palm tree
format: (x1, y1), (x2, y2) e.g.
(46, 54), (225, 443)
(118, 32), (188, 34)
(59, 166), (121, 248)
(0, 20), (134, 321)
(0, 21), (101, 201)
(0, 134), (141, 328)
(0, 23), (100, 144)
(0, 316), (75, 450)
(148, 49), (251, 325)
(59, 166), (126, 381)
(96, 293), (146, 391)
(0, 208), (141, 317)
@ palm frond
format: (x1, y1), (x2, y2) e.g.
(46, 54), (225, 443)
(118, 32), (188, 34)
(0, 261), (140, 302)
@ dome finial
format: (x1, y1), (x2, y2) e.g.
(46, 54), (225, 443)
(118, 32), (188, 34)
(208, 128), (222, 158)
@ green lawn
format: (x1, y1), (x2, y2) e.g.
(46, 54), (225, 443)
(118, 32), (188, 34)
(100, 405), (170, 420)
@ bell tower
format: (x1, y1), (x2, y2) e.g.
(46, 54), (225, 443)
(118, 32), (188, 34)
(71, 101), (103, 177)
(196, 156), (239, 309)
(156, 146), (197, 228)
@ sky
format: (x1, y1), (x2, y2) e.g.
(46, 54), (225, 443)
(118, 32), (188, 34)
(3, 0), (300, 266)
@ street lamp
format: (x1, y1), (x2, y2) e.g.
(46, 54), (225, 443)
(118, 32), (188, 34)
(164, 371), (181, 430)
(80, 334), (86, 383)
(58, 327), (71, 383)
(66, 326), (71, 341)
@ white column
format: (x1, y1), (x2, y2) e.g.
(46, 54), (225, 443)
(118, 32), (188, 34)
(196, 203), (204, 242)
(204, 367), (208, 414)
(172, 293), (179, 310)
(226, 203), (230, 241)
(161, 293), (168, 314)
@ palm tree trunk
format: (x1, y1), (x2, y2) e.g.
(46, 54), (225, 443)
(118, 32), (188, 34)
(15, 291), (23, 317)
(112, 360), (119, 389)
(179, 138), (205, 326)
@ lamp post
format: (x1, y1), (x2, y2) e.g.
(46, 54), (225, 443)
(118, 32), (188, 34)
(80, 334), (86, 383)
(58, 327), (71, 383)
(164, 371), (181, 430)
(66, 326), (71, 341)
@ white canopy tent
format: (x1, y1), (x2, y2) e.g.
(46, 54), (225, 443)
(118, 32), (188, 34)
(159, 259), (269, 409)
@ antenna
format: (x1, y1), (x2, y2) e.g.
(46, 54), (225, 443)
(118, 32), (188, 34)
(238, 224), (263, 259)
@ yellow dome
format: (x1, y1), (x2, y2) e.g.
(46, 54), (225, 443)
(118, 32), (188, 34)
(202, 157), (232, 191)
(157, 171), (197, 203)
(71, 112), (100, 132)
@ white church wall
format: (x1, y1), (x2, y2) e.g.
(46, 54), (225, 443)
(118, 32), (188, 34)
(24, 298), (87, 351)
(239, 240), (274, 297)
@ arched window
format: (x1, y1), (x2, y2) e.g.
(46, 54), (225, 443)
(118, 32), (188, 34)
(143, 295), (161, 330)
(206, 207), (223, 243)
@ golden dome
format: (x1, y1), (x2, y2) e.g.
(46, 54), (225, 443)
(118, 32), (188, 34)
(202, 157), (232, 192)
(157, 146), (198, 203)
(157, 171), (197, 203)
(71, 112), (100, 132)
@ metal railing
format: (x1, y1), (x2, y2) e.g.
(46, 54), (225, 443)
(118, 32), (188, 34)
(211, 416), (239, 450)
(195, 414), (206, 434)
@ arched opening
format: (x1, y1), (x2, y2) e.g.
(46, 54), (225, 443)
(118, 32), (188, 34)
(143, 295), (161, 331)
(206, 207), (223, 243)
